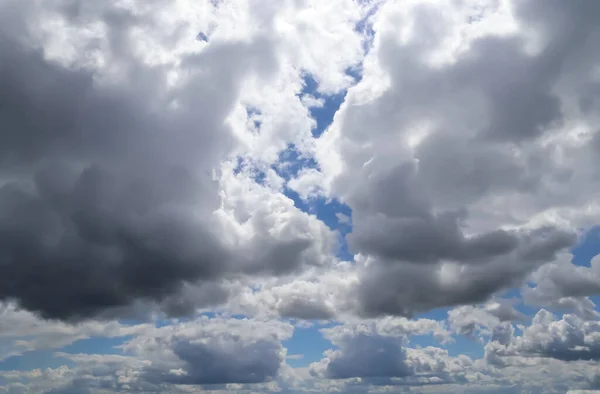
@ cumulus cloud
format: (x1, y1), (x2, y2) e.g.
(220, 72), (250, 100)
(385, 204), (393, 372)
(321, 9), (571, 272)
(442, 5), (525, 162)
(0, 302), (150, 361)
(311, 0), (600, 317)
(482, 309), (600, 375)
(449, 300), (527, 338)
(0, 0), (359, 321)
(0, 317), (293, 392)
(126, 317), (293, 386)
(508, 310), (600, 362)
(524, 253), (600, 319)
(309, 318), (468, 385)
(0, 0), (253, 320)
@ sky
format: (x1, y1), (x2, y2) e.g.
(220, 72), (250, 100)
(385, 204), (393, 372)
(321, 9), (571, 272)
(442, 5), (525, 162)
(0, 0), (600, 393)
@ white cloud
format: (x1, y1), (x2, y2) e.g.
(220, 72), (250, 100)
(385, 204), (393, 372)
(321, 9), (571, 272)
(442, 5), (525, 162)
(449, 299), (526, 338)
(0, 303), (151, 361)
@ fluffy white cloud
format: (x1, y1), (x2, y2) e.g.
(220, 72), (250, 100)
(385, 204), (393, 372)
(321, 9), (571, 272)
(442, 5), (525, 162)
(486, 309), (600, 363)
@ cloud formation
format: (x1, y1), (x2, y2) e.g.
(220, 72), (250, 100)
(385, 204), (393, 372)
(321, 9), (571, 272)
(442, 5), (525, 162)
(0, 0), (342, 321)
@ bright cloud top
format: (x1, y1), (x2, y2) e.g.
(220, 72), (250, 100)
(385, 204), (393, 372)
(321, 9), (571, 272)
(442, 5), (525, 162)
(0, 0), (600, 393)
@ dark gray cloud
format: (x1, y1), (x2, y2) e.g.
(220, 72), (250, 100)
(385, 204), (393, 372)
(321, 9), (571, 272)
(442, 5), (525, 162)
(277, 298), (336, 321)
(354, 227), (574, 317)
(36, 318), (293, 389)
(0, 33), (229, 319)
(145, 338), (283, 385)
(319, 334), (412, 380)
(127, 317), (292, 386)
(588, 373), (600, 390)
(310, 326), (473, 387)
(0, 0), (331, 321)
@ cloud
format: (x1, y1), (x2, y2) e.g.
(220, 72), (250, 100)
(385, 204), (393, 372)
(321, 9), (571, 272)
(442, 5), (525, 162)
(515, 310), (600, 361)
(524, 253), (600, 319)
(0, 302), (151, 361)
(219, 261), (358, 321)
(353, 227), (574, 317)
(449, 300), (527, 338)
(313, 333), (413, 380)
(0, 0), (356, 322)
(311, 0), (600, 317)
(309, 318), (467, 385)
(485, 309), (600, 366)
(0, 317), (294, 392)
(122, 316), (294, 386)
(0, 0), (258, 320)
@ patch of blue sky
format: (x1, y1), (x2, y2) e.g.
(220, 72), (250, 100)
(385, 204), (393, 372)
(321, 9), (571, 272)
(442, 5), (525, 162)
(488, 284), (540, 318)
(444, 335), (485, 359)
(503, 290), (540, 317)
(411, 308), (479, 357)
(150, 311), (237, 328)
(235, 143), (355, 261)
(410, 308), (485, 359)
(413, 307), (451, 323)
(407, 328), (485, 360)
(196, 32), (209, 42)
(246, 106), (262, 131)
(565, 225), (600, 306)
(571, 225), (600, 267)
(0, 351), (75, 371)
(281, 187), (355, 262)
(354, 1), (379, 56)
(233, 156), (267, 185)
(274, 145), (320, 179)
(299, 74), (348, 138)
(234, 152), (355, 262)
(234, 67), (361, 258)
(346, 63), (365, 87)
(518, 225), (600, 313)
(283, 323), (339, 368)
(234, 150), (354, 262)
(60, 336), (130, 355)
(0, 334), (143, 372)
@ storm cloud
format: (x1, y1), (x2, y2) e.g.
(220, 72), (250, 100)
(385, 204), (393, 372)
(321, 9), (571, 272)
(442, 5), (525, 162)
(0, 0), (330, 320)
